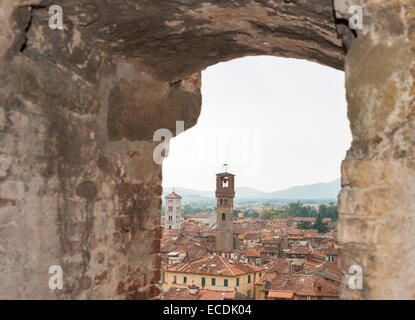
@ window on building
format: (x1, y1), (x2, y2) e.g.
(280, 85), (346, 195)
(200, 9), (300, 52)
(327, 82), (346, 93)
(220, 199), (223, 205)
(224, 279), (228, 287)
(184, 276), (187, 284)
(248, 275), (251, 283)
(211, 278), (216, 286)
(222, 213), (226, 221)
(224, 199), (227, 205)
(201, 277), (206, 286)
(221, 177), (229, 188)
(173, 276), (177, 283)
(247, 290), (251, 298)
(236, 278), (240, 286)
(168, 206), (173, 212)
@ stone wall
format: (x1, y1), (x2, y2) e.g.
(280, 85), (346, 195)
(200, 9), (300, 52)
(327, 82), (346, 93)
(335, 0), (415, 299)
(0, 0), (413, 299)
(0, 0), (204, 299)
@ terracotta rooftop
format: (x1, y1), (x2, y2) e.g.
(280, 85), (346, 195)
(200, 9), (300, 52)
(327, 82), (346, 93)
(267, 274), (339, 298)
(165, 192), (182, 199)
(262, 259), (291, 274)
(167, 254), (261, 276)
(160, 286), (246, 300)
(244, 248), (261, 258)
(199, 290), (245, 300)
(312, 251), (327, 258)
(255, 272), (276, 285)
(268, 290), (294, 299)
(304, 260), (323, 268)
(163, 229), (181, 237)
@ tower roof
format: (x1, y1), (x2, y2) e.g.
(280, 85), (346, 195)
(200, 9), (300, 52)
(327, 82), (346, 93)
(216, 172), (235, 177)
(165, 191), (182, 199)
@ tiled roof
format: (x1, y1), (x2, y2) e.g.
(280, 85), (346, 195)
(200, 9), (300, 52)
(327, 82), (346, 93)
(160, 286), (244, 300)
(244, 248), (261, 258)
(322, 262), (341, 277)
(268, 290), (294, 299)
(160, 287), (200, 300)
(288, 235), (304, 240)
(312, 251), (327, 258)
(288, 229), (304, 235)
(263, 259), (291, 274)
(304, 260), (322, 267)
(255, 272), (276, 285)
(167, 255), (260, 276)
(268, 274), (339, 297)
(199, 290), (236, 300)
(166, 192), (182, 199)
(163, 229), (181, 236)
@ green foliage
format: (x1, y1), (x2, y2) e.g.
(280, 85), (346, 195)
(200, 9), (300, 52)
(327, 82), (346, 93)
(259, 209), (274, 220)
(318, 202), (338, 221)
(280, 201), (338, 221)
(311, 212), (329, 233)
(284, 202), (317, 217)
(296, 221), (312, 230)
(275, 211), (288, 218)
(182, 204), (214, 214)
(243, 210), (260, 218)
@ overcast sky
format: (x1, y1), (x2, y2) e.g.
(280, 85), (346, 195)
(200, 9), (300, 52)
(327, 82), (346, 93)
(162, 56), (352, 192)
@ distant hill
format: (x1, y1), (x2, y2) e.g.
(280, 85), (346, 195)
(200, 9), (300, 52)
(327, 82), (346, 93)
(163, 178), (341, 204)
(266, 178), (341, 200)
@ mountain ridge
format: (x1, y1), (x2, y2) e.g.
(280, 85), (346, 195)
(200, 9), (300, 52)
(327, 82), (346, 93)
(163, 178), (341, 204)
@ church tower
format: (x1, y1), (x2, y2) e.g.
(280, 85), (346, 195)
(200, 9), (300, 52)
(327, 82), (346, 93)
(215, 170), (235, 250)
(164, 191), (182, 230)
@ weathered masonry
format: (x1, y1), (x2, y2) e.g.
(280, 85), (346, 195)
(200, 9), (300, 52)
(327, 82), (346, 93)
(0, 0), (414, 299)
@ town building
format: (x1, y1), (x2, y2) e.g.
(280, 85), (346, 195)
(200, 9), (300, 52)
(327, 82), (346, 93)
(160, 285), (247, 300)
(162, 254), (262, 299)
(165, 191), (182, 230)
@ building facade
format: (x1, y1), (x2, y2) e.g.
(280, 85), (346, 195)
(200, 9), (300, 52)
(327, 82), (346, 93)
(162, 255), (261, 299)
(165, 192), (182, 230)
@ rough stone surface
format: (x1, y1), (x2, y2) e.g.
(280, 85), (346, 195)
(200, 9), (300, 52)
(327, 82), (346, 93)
(335, 0), (415, 299)
(0, 0), (413, 300)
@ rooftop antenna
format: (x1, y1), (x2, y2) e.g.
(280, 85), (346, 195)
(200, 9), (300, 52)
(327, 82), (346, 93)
(223, 163), (229, 173)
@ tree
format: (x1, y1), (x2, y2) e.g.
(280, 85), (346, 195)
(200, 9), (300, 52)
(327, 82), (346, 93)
(249, 211), (260, 218)
(286, 202), (302, 217)
(276, 211), (288, 218)
(296, 221), (312, 230)
(311, 212), (329, 233)
(259, 210), (274, 220)
(318, 203), (338, 221)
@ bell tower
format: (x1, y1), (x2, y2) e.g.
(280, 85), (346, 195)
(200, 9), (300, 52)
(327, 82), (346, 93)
(215, 166), (235, 250)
